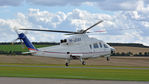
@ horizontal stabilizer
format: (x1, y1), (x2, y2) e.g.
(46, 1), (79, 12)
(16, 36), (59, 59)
(22, 51), (37, 54)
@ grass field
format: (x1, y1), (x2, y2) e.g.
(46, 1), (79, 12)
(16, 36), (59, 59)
(0, 64), (149, 81)
(0, 44), (50, 52)
(0, 44), (149, 81)
(114, 46), (149, 54)
(0, 56), (149, 81)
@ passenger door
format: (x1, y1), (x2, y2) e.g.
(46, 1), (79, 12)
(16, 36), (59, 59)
(89, 44), (94, 57)
(93, 43), (100, 57)
(99, 42), (104, 56)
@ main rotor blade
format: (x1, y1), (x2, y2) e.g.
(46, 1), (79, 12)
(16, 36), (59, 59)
(20, 29), (79, 34)
(94, 28), (137, 32)
(83, 20), (103, 33)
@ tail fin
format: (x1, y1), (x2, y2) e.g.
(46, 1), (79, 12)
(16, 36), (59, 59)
(18, 33), (38, 51)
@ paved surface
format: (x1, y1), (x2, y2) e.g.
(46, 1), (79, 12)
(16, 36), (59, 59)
(1, 55), (149, 67)
(1, 65), (149, 70)
(0, 77), (149, 84)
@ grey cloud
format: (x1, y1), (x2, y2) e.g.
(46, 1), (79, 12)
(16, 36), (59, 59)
(1, 8), (149, 45)
(0, 0), (148, 11)
(26, 0), (142, 11)
(26, 0), (92, 6)
(0, 0), (23, 6)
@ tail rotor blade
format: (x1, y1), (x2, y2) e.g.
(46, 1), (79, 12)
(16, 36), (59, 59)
(21, 41), (24, 49)
(20, 39), (25, 49)
(12, 38), (19, 45)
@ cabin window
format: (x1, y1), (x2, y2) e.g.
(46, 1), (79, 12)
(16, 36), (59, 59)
(93, 43), (99, 48)
(104, 44), (108, 48)
(89, 44), (92, 49)
(99, 43), (102, 48)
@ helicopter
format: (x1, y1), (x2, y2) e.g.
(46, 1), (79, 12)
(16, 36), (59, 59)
(13, 20), (115, 66)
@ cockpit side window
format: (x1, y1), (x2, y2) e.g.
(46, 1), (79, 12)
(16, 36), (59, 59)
(93, 43), (99, 48)
(99, 42), (102, 48)
(89, 44), (92, 49)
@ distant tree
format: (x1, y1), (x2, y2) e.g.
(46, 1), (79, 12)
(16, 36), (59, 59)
(116, 52), (120, 56)
(133, 54), (138, 56)
(144, 52), (148, 56)
(147, 52), (149, 55)
(139, 52), (143, 56)
(128, 52), (133, 56)
(121, 52), (126, 56)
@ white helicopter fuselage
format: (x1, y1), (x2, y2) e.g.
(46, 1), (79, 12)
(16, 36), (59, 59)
(32, 34), (112, 59)
(18, 20), (114, 66)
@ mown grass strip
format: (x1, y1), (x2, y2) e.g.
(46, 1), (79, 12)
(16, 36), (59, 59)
(0, 65), (149, 81)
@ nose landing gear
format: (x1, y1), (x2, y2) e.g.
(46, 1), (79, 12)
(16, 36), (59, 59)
(106, 57), (110, 61)
(65, 58), (86, 66)
(65, 59), (70, 66)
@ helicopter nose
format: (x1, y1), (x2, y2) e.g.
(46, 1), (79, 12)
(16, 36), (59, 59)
(110, 47), (115, 54)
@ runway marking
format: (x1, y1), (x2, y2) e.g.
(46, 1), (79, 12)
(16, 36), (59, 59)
(0, 65), (149, 70)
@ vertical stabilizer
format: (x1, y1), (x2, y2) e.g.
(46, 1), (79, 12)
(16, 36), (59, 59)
(18, 33), (37, 51)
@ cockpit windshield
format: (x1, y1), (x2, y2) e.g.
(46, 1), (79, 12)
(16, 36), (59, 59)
(103, 43), (109, 48)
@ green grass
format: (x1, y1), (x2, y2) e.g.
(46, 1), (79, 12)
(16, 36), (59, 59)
(0, 64), (149, 81)
(0, 44), (51, 52)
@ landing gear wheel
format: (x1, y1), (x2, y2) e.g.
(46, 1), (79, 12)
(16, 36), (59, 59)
(65, 63), (69, 66)
(107, 57), (110, 61)
(82, 61), (86, 65)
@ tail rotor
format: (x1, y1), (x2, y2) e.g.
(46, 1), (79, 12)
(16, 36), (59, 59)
(12, 28), (25, 49)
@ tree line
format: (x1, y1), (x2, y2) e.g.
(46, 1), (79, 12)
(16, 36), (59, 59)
(0, 42), (149, 56)
(0, 42), (148, 48)
(111, 52), (149, 56)
(0, 42), (59, 45)
(1, 50), (149, 56)
(1, 51), (149, 56)
(108, 43), (149, 48)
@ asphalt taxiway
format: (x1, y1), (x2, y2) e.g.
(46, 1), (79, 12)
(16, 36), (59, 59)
(0, 77), (149, 84)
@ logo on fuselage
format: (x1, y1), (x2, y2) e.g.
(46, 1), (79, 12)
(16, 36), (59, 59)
(69, 38), (81, 42)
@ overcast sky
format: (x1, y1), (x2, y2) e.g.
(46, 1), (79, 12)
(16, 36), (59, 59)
(0, 0), (149, 45)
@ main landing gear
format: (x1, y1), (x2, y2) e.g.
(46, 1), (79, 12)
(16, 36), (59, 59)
(80, 58), (86, 65)
(65, 58), (86, 66)
(82, 61), (86, 65)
